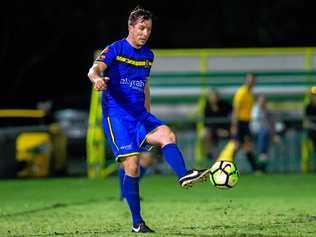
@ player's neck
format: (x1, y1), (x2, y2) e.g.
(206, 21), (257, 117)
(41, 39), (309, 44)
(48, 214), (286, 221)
(126, 36), (142, 49)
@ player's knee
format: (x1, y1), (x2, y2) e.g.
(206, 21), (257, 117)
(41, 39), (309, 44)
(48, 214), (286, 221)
(169, 132), (176, 143)
(160, 131), (176, 146)
(125, 164), (139, 177)
(122, 156), (140, 177)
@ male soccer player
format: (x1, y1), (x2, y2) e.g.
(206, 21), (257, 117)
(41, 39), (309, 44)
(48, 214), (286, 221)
(87, 7), (209, 233)
(216, 73), (260, 171)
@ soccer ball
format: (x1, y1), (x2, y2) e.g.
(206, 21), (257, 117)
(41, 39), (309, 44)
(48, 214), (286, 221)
(209, 161), (239, 189)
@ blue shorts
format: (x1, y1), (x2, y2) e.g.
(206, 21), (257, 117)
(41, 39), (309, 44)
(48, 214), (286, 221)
(102, 111), (164, 162)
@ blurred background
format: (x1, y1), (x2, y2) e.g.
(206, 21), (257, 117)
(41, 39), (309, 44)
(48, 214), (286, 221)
(1, 0), (316, 178)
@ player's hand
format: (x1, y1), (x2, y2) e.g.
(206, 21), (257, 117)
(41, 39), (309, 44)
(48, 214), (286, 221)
(93, 77), (109, 91)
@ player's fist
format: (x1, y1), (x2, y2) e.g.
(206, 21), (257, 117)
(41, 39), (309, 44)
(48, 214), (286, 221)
(93, 77), (109, 91)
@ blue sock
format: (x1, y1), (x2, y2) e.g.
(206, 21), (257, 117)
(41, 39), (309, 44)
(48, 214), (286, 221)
(123, 175), (143, 225)
(119, 166), (147, 199)
(118, 167), (125, 199)
(162, 143), (187, 178)
(139, 166), (147, 178)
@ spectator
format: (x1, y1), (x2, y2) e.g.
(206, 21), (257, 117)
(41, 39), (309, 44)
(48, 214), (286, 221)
(250, 95), (279, 172)
(201, 88), (232, 160)
(215, 73), (261, 172)
(302, 86), (316, 172)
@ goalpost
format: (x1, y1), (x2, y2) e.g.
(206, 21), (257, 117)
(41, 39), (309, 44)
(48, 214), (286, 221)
(86, 88), (117, 178)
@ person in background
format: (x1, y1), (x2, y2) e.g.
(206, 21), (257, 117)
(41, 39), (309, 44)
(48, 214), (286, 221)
(250, 95), (279, 172)
(302, 86), (316, 172)
(201, 88), (232, 160)
(214, 73), (261, 172)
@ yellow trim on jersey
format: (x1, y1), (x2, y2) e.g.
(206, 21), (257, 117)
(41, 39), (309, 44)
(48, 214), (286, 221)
(116, 56), (153, 67)
(139, 127), (158, 148)
(116, 152), (141, 162)
(153, 47), (316, 57)
(107, 117), (119, 151)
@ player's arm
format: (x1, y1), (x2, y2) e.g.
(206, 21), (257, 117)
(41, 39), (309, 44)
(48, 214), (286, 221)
(87, 61), (109, 91)
(144, 81), (151, 112)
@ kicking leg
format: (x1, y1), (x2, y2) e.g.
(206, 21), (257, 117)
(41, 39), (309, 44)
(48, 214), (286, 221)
(147, 125), (209, 188)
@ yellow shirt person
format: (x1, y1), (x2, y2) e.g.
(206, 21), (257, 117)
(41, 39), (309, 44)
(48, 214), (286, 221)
(233, 85), (254, 122)
(217, 73), (261, 172)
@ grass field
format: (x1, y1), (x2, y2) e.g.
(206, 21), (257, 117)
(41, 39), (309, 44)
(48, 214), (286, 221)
(1, 174), (316, 237)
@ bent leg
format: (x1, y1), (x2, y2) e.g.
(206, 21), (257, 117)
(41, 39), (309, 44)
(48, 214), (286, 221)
(146, 125), (187, 178)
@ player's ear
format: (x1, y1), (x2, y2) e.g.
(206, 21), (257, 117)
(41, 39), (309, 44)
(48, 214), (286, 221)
(128, 24), (134, 32)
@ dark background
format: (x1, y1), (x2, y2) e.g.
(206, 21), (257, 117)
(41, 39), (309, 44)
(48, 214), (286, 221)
(0, 0), (314, 111)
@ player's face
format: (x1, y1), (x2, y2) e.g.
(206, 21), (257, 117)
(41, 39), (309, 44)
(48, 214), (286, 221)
(128, 19), (152, 48)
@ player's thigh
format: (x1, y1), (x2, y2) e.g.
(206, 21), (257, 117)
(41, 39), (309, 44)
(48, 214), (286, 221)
(136, 112), (164, 146)
(122, 155), (141, 176)
(103, 115), (138, 159)
(146, 125), (176, 146)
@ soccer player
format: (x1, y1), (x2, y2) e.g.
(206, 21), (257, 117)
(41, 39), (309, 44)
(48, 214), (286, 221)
(87, 7), (209, 233)
(216, 73), (260, 171)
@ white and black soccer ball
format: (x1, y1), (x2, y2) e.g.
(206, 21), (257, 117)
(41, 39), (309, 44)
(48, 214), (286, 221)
(209, 161), (239, 189)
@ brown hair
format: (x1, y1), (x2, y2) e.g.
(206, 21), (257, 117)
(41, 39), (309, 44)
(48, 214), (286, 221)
(128, 6), (153, 26)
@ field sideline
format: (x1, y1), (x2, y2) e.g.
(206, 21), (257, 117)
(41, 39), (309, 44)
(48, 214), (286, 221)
(1, 174), (316, 237)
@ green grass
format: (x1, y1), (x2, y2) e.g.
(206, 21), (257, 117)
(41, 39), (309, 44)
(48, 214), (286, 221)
(0, 174), (316, 237)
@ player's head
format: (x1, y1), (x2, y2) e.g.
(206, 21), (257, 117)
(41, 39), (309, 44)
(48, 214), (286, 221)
(127, 6), (153, 48)
(245, 73), (256, 88)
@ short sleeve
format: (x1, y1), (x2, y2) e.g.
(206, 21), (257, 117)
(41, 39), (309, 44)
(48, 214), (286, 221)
(95, 44), (117, 67)
(146, 50), (155, 77)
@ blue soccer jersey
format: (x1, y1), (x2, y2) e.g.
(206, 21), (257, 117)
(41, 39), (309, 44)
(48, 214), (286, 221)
(96, 39), (163, 161)
(96, 39), (154, 117)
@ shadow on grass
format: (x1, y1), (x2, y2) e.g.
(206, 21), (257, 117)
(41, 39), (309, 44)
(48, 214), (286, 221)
(0, 197), (116, 219)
